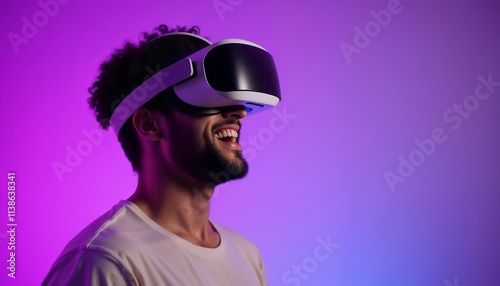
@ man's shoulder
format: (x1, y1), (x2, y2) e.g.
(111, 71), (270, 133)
(44, 201), (147, 285)
(60, 201), (151, 257)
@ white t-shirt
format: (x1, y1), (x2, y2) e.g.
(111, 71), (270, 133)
(42, 201), (266, 286)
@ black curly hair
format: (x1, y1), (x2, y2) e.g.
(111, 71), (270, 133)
(87, 24), (210, 171)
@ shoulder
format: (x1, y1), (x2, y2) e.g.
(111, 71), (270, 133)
(50, 201), (159, 273)
(42, 248), (137, 286)
(44, 201), (154, 285)
(61, 201), (139, 255)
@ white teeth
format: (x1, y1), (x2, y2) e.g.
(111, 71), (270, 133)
(214, 129), (239, 139)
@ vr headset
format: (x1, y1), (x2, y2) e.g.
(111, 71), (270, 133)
(110, 32), (281, 134)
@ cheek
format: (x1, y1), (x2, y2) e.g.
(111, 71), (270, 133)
(167, 124), (207, 153)
(165, 112), (215, 149)
(203, 127), (216, 145)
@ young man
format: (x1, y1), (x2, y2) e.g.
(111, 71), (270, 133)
(42, 24), (280, 285)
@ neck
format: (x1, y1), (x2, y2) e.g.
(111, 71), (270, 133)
(128, 166), (220, 248)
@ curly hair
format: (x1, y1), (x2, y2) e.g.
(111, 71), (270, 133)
(87, 24), (210, 171)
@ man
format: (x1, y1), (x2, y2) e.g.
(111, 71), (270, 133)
(42, 24), (280, 285)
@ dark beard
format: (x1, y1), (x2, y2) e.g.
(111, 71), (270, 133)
(169, 134), (248, 188)
(197, 139), (249, 186)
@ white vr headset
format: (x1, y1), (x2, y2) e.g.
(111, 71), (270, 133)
(109, 32), (281, 135)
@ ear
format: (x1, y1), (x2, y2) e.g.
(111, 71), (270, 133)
(132, 109), (162, 141)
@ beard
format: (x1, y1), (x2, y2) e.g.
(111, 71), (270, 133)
(198, 140), (249, 186)
(169, 131), (249, 187)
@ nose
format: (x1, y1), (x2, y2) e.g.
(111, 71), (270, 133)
(220, 105), (247, 120)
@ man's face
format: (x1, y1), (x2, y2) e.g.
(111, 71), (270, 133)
(159, 107), (248, 187)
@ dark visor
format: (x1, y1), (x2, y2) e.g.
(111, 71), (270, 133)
(204, 43), (281, 99)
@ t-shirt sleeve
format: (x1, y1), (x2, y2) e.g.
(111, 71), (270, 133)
(42, 249), (137, 286)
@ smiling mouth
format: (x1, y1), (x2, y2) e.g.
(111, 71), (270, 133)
(214, 128), (239, 143)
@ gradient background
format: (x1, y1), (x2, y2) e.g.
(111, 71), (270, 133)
(1, 0), (499, 285)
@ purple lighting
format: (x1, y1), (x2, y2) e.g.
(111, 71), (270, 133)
(1, 0), (499, 285)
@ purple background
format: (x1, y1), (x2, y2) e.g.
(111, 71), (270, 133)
(1, 0), (499, 285)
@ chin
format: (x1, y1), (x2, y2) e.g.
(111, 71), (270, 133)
(195, 141), (249, 186)
(224, 157), (249, 180)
